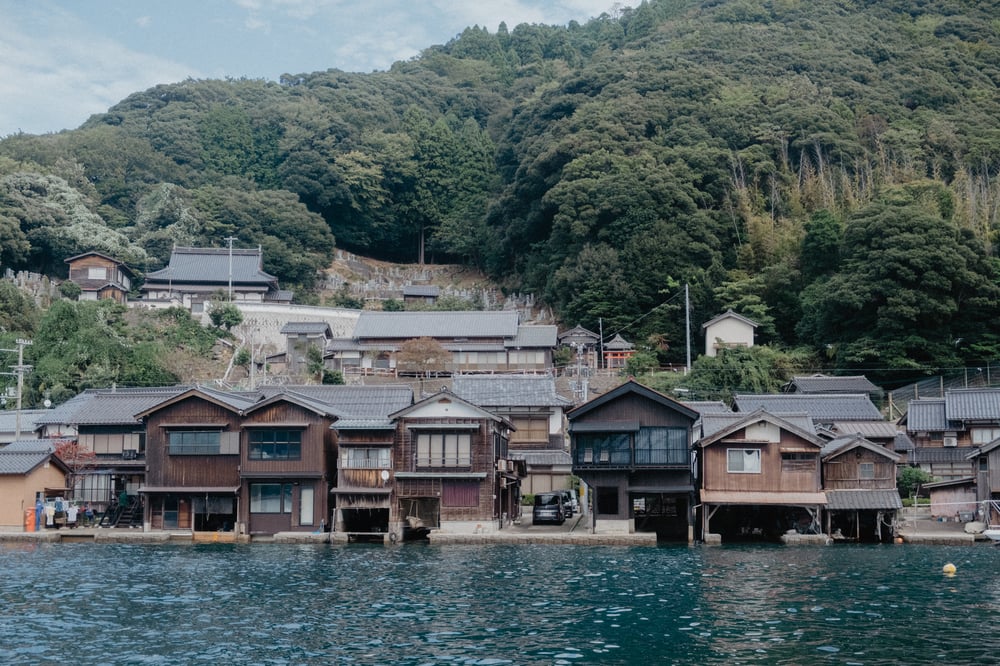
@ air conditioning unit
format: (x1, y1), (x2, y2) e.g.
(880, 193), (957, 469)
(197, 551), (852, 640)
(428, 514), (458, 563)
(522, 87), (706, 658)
(943, 436), (957, 448)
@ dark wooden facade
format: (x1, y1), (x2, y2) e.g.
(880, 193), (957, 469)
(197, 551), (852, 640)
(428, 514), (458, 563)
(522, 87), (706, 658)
(331, 426), (396, 534)
(140, 392), (243, 532)
(568, 381), (698, 542)
(239, 397), (336, 534)
(64, 251), (133, 303)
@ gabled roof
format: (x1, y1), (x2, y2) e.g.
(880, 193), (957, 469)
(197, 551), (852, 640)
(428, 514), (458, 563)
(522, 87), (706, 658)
(830, 420), (899, 439)
(922, 476), (976, 490)
(259, 385), (413, 420)
(280, 322), (332, 336)
(821, 434), (901, 462)
(353, 310), (520, 339)
(568, 380), (699, 422)
(132, 386), (258, 419)
(734, 393), (883, 422)
(966, 436), (1000, 458)
(943, 388), (1000, 421)
(64, 251), (134, 275)
(698, 409), (824, 448)
(0, 440), (70, 476)
(701, 309), (759, 330)
(35, 387), (192, 427)
(145, 247), (277, 285)
(701, 411), (815, 439)
(242, 390), (340, 419)
(451, 375), (572, 408)
(504, 325), (558, 348)
(389, 388), (511, 428)
(786, 374), (879, 394)
(557, 324), (600, 345)
(903, 398), (947, 431)
(602, 333), (634, 351)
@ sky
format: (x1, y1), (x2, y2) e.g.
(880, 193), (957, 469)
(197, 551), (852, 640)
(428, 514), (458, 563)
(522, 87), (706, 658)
(0, 0), (616, 138)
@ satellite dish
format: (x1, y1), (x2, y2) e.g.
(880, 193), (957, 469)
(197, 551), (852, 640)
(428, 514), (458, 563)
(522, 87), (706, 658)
(43, 399), (52, 408)
(380, 470), (390, 481)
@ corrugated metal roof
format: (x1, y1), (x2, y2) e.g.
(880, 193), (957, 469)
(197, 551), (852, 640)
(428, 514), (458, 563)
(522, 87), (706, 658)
(944, 388), (1000, 421)
(353, 310), (519, 339)
(505, 325), (558, 348)
(451, 375), (571, 407)
(830, 421), (899, 439)
(734, 394), (883, 422)
(145, 247), (277, 285)
(788, 374), (879, 394)
(825, 490), (902, 510)
(905, 398), (947, 431)
(700, 490), (826, 505)
(331, 419), (396, 430)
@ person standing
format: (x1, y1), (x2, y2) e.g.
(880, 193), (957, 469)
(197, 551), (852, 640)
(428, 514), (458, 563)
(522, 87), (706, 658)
(67, 503), (78, 528)
(84, 502), (94, 527)
(34, 498), (44, 532)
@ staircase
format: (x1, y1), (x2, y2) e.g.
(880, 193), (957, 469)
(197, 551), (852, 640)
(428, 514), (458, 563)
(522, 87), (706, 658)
(98, 497), (143, 528)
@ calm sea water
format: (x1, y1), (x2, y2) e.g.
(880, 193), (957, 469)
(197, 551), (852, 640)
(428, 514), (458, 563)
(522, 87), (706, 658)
(0, 541), (997, 665)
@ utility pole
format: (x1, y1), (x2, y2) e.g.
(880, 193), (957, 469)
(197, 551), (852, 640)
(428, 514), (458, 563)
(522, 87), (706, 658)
(225, 236), (238, 302)
(685, 283), (691, 374)
(0, 339), (33, 440)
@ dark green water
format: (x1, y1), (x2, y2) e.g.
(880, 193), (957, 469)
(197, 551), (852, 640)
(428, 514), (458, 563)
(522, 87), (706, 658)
(0, 542), (997, 665)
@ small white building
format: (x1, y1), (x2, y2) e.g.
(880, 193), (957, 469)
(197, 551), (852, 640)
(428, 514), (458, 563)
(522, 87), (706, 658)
(701, 310), (758, 357)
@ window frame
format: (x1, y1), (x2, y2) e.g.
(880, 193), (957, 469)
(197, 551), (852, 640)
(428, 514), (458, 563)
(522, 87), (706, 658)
(727, 448), (762, 473)
(247, 429), (303, 461)
(250, 483), (293, 514)
(416, 432), (472, 468)
(168, 430), (222, 455)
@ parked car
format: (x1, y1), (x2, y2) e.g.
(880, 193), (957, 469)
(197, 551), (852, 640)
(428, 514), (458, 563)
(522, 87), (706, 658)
(557, 490), (579, 517)
(532, 492), (566, 525)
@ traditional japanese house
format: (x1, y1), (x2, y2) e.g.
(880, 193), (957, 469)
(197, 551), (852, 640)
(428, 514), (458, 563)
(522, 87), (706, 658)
(901, 388), (1000, 482)
(967, 438), (1000, 524)
(783, 374), (881, 398)
(64, 251), (134, 303)
(238, 390), (340, 536)
(33, 386), (190, 517)
(557, 324), (600, 369)
(702, 310), (757, 357)
(820, 434), (902, 542)
(390, 389), (516, 537)
(136, 387), (258, 535)
(567, 381), (698, 542)
(697, 410), (826, 543)
(452, 374), (572, 497)
(922, 477), (978, 521)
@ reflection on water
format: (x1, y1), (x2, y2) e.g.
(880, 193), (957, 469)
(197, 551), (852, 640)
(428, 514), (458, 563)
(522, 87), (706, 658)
(0, 542), (997, 665)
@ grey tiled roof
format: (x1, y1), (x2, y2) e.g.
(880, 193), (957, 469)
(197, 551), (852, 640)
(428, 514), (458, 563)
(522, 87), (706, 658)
(0, 409), (50, 434)
(504, 325), (558, 348)
(146, 247), (277, 285)
(451, 375), (571, 407)
(701, 309), (759, 330)
(602, 333), (633, 350)
(905, 398), (947, 431)
(911, 447), (975, 463)
(825, 490), (902, 510)
(830, 421), (899, 439)
(788, 374), (880, 394)
(258, 385), (413, 420)
(0, 440), (57, 475)
(509, 450), (572, 466)
(894, 432), (915, 452)
(700, 411), (815, 439)
(820, 435), (900, 461)
(35, 387), (191, 426)
(944, 388), (1000, 421)
(353, 310), (519, 339)
(280, 322), (332, 335)
(734, 394), (883, 422)
(682, 401), (732, 414)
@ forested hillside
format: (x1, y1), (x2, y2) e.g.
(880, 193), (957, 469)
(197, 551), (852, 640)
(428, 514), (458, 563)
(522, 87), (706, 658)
(1, 0), (999, 383)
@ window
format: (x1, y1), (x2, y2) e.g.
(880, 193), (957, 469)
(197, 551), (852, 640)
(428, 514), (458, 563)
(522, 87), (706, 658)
(299, 486), (314, 526)
(416, 432), (471, 467)
(343, 447), (390, 469)
(728, 448), (761, 473)
(971, 428), (1000, 445)
(859, 462), (875, 479)
(87, 266), (108, 280)
(781, 452), (816, 472)
(169, 430), (221, 455)
(576, 432), (631, 465)
(248, 430), (302, 460)
(635, 427), (688, 465)
(596, 487), (619, 515)
(250, 483), (293, 513)
(511, 417), (549, 445)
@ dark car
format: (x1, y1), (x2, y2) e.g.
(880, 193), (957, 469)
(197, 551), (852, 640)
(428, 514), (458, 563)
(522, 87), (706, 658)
(532, 492), (566, 525)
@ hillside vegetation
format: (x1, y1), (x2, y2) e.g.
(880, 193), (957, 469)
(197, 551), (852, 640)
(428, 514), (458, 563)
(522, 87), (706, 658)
(1, 0), (999, 384)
